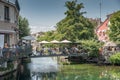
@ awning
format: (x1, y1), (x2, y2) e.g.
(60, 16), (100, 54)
(50, 40), (60, 43)
(22, 36), (35, 40)
(0, 30), (16, 34)
(39, 40), (49, 43)
(104, 41), (117, 46)
(61, 40), (71, 43)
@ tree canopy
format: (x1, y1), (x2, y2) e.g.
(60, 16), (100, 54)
(18, 16), (30, 39)
(38, 0), (96, 42)
(108, 10), (120, 43)
(56, 1), (95, 42)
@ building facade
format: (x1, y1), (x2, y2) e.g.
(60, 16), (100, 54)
(0, 0), (20, 47)
(96, 17), (110, 42)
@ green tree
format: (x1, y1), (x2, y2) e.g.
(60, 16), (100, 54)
(37, 0), (96, 42)
(108, 10), (120, 43)
(81, 40), (102, 58)
(56, 0), (95, 41)
(18, 16), (30, 39)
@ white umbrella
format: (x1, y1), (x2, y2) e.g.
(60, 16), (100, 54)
(39, 40), (49, 44)
(50, 40), (60, 43)
(104, 41), (116, 46)
(61, 40), (71, 43)
(22, 36), (35, 40)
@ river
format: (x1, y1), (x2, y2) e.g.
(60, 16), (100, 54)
(1, 57), (120, 80)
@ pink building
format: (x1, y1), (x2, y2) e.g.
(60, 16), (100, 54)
(96, 18), (110, 42)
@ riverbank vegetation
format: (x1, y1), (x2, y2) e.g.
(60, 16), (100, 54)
(81, 40), (102, 58)
(109, 52), (120, 65)
(0, 62), (14, 71)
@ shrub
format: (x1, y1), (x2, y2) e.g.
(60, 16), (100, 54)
(81, 40), (102, 58)
(0, 62), (14, 71)
(109, 52), (120, 64)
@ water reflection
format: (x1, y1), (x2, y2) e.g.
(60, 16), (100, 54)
(18, 63), (31, 80)
(31, 72), (57, 80)
(29, 58), (58, 73)
(27, 57), (58, 80)
(1, 58), (120, 80)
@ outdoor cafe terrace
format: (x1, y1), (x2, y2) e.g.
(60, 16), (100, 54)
(0, 39), (120, 65)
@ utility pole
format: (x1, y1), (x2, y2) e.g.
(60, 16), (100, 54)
(99, 0), (102, 24)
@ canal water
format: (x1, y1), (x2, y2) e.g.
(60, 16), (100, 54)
(1, 57), (120, 80)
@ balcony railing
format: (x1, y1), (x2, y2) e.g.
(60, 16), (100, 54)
(0, 45), (32, 65)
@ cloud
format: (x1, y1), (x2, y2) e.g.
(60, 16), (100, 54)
(30, 25), (56, 34)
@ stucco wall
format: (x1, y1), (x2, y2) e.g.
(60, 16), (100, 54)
(0, 1), (19, 46)
(0, 21), (17, 30)
(0, 1), (17, 24)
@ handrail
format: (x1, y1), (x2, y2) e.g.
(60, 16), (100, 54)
(0, 45), (32, 65)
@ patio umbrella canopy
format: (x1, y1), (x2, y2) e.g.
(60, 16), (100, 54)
(61, 40), (71, 43)
(39, 40), (49, 44)
(104, 41), (117, 46)
(50, 40), (60, 43)
(22, 36), (35, 40)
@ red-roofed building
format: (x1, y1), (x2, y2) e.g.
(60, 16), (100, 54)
(96, 17), (110, 42)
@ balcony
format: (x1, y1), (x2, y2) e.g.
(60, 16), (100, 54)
(0, 20), (17, 32)
(0, 44), (33, 64)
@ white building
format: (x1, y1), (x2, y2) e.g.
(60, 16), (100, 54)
(0, 0), (20, 47)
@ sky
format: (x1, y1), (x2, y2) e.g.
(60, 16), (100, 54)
(19, 0), (120, 33)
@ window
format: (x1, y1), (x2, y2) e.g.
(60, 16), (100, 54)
(4, 6), (10, 21)
(4, 34), (10, 45)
